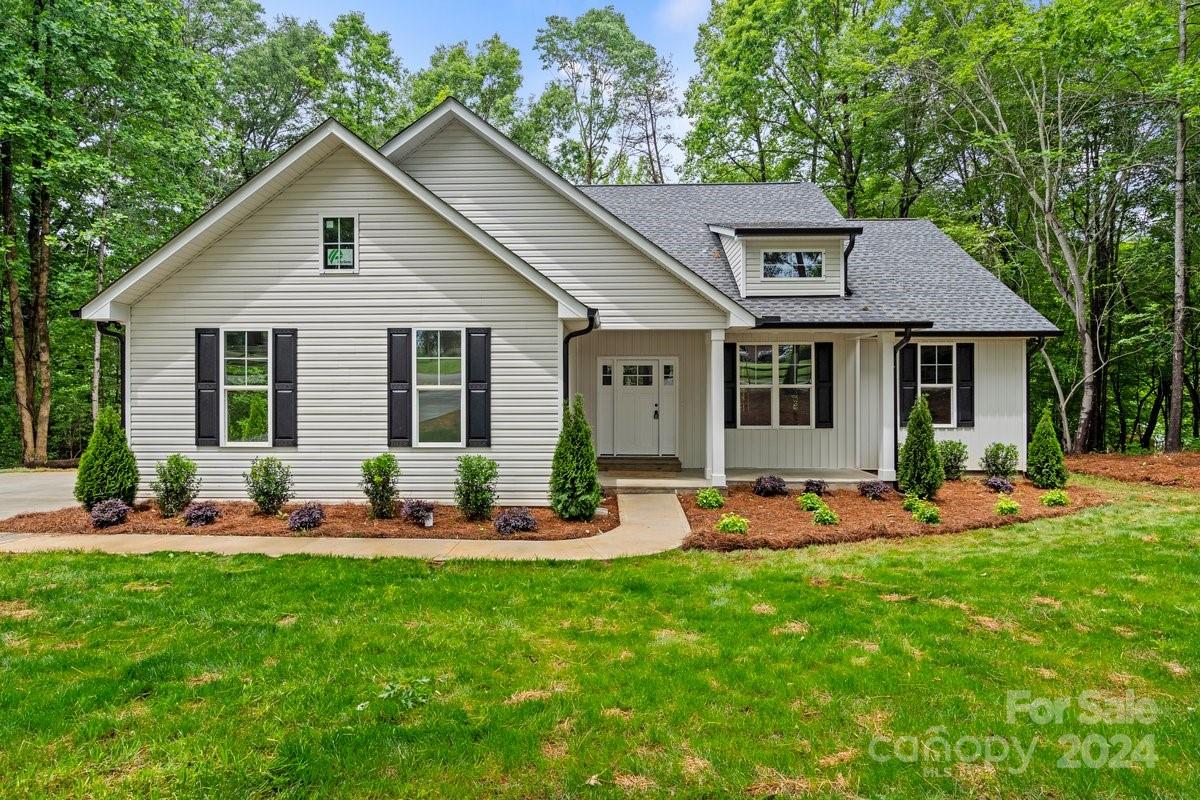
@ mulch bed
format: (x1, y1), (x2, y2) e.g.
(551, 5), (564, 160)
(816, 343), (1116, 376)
(0, 495), (619, 541)
(681, 479), (1110, 551)
(1067, 452), (1200, 491)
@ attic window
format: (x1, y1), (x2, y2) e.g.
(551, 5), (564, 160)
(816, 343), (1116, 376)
(322, 216), (356, 271)
(763, 250), (823, 279)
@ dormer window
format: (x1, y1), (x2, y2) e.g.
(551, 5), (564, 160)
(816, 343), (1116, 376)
(763, 250), (823, 279)
(322, 215), (356, 271)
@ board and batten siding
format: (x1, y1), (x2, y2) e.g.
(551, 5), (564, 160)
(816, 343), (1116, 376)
(397, 121), (727, 329)
(127, 145), (562, 504)
(742, 235), (845, 297)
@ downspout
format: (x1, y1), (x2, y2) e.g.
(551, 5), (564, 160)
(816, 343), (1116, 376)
(561, 307), (599, 401)
(97, 322), (126, 429)
(842, 233), (857, 297)
(892, 325), (914, 480)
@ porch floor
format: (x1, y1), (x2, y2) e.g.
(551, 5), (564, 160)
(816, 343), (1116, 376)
(599, 467), (878, 491)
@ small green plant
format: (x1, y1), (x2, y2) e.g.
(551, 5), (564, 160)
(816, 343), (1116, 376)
(901, 493), (923, 512)
(1027, 404), (1068, 489)
(1040, 489), (1070, 507)
(455, 455), (498, 521)
(981, 442), (1020, 479)
(812, 506), (839, 525)
(898, 395), (944, 499)
(360, 453), (401, 519)
(150, 454), (200, 517)
(938, 440), (969, 480)
(797, 492), (825, 511)
(549, 395), (603, 520)
(695, 487), (725, 509)
(74, 407), (139, 511)
(715, 513), (749, 534)
(243, 456), (294, 515)
(995, 497), (1020, 516)
(911, 501), (941, 524)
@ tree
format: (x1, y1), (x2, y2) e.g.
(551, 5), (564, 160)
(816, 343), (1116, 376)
(549, 395), (602, 520)
(322, 12), (406, 146)
(1028, 403), (1069, 489)
(409, 35), (523, 129)
(74, 407), (138, 509)
(1164, 0), (1193, 452)
(898, 395), (944, 499)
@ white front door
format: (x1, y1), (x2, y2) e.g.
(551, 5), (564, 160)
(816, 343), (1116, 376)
(612, 359), (676, 456)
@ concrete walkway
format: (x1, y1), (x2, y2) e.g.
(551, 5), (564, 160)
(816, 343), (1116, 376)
(0, 493), (689, 561)
(0, 469), (78, 516)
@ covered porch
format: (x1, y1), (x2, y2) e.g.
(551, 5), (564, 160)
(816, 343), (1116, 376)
(599, 466), (877, 492)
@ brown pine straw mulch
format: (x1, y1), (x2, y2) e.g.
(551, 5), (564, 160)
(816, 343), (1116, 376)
(0, 495), (619, 541)
(1067, 452), (1200, 491)
(682, 479), (1110, 551)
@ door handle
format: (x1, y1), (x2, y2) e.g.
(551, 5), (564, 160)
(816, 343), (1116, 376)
(653, 403), (659, 420)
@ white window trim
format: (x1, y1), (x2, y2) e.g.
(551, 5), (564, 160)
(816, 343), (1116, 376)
(918, 342), (956, 428)
(736, 342), (815, 429)
(318, 212), (360, 274)
(761, 249), (825, 281)
(219, 326), (272, 448)
(412, 327), (466, 448)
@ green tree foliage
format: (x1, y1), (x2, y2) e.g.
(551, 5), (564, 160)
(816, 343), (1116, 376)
(549, 395), (602, 520)
(323, 12), (407, 146)
(1027, 404), (1069, 489)
(74, 407), (138, 510)
(898, 395), (945, 499)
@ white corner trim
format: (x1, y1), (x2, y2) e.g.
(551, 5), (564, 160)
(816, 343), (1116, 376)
(383, 100), (756, 328)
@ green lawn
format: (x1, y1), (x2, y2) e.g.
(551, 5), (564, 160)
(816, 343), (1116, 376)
(1, 477), (1198, 798)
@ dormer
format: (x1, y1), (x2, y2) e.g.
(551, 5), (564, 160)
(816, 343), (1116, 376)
(709, 223), (863, 299)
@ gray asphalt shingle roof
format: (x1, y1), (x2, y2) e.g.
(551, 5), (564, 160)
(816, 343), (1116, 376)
(579, 182), (1058, 335)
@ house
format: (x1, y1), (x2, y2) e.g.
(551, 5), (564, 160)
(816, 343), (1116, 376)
(80, 99), (1058, 505)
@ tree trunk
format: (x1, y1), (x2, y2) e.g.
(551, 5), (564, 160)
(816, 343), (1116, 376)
(2, 139), (37, 462)
(1165, 0), (1188, 451)
(1141, 375), (1166, 450)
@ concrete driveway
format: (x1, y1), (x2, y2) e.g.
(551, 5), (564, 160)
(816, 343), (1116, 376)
(0, 469), (77, 518)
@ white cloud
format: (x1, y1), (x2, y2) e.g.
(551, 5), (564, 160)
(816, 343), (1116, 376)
(656, 0), (708, 32)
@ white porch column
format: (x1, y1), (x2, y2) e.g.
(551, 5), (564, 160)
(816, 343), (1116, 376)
(705, 328), (727, 487)
(878, 331), (897, 481)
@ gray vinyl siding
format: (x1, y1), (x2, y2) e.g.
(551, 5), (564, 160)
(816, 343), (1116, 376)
(743, 235), (845, 297)
(127, 145), (562, 504)
(398, 121), (728, 329)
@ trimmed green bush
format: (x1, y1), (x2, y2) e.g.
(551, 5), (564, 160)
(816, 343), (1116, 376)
(898, 395), (944, 499)
(244, 456), (293, 515)
(695, 487), (725, 509)
(150, 454), (200, 517)
(360, 453), (401, 519)
(1027, 404), (1068, 489)
(981, 442), (1019, 479)
(911, 501), (941, 525)
(455, 455), (498, 521)
(797, 492), (825, 512)
(901, 493), (923, 512)
(715, 513), (749, 534)
(938, 440), (969, 480)
(812, 506), (839, 525)
(995, 497), (1020, 516)
(549, 395), (603, 521)
(1040, 489), (1070, 507)
(74, 408), (139, 511)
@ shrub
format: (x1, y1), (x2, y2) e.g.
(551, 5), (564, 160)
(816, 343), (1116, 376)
(911, 501), (941, 524)
(150, 454), (200, 517)
(455, 455), (498, 521)
(1040, 489), (1070, 507)
(695, 488), (725, 509)
(360, 453), (401, 519)
(995, 497), (1020, 516)
(182, 501), (220, 527)
(89, 498), (130, 529)
(938, 440), (969, 481)
(494, 507), (538, 534)
(400, 498), (434, 526)
(715, 513), (749, 534)
(983, 476), (1015, 494)
(857, 480), (890, 500)
(549, 395), (603, 520)
(1027, 405), (1068, 489)
(813, 506), (839, 525)
(287, 502), (325, 532)
(797, 492), (825, 512)
(898, 395), (944, 499)
(752, 474), (788, 497)
(901, 493), (923, 512)
(74, 407), (139, 511)
(803, 479), (829, 496)
(244, 456), (293, 515)
(981, 442), (1019, 479)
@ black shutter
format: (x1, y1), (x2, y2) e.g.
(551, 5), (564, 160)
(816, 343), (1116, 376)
(956, 342), (975, 428)
(195, 328), (219, 446)
(815, 341), (834, 428)
(387, 328), (412, 447)
(898, 342), (918, 427)
(723, 342), (737, 428)
(466, 327), (491, 447)
(272, 329), (298, 447)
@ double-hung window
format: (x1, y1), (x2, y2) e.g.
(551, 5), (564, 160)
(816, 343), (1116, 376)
(738, 343), (813, 427)
(763, 250), (823, 279)
(918, 344), (954, 426)
(415, 329), (463, 445)
(322, 216), (356, 271)
(224, 330), (269, 444)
